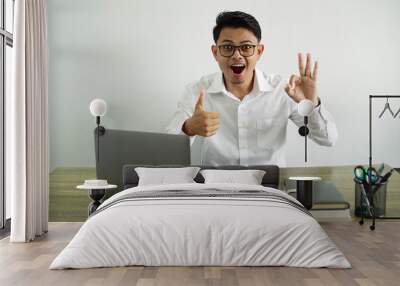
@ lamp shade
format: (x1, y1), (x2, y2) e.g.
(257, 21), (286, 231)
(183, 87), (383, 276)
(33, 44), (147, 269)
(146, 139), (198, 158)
(89, 99), (107, 117)
(297, 99), (314, 116)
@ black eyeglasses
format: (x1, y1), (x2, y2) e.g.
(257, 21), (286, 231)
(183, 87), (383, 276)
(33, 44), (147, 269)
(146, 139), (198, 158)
(217, 44), (257, 57)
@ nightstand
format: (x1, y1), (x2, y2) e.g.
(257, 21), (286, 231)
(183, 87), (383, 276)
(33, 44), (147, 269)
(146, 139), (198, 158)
(77, 182), (117, 216)
(288, 177), (321, 210)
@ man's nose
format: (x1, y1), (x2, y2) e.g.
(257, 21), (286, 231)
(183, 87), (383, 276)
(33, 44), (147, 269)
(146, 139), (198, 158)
(232, 48), (243, 59)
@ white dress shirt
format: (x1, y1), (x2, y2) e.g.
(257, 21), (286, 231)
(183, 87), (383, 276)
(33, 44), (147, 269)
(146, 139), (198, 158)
(166, 68), (338, 166)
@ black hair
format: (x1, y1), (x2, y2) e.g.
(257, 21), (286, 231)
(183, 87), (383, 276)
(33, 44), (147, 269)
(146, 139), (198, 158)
(213, 11), (261, 43)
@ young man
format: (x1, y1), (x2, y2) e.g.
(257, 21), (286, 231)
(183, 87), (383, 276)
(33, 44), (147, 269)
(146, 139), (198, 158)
(166, 11), (337, 166)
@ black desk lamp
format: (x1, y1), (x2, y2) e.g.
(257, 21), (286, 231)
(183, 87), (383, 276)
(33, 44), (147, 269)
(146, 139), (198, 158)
(297, 99), (314, 162)
(89, 99), (107, 163)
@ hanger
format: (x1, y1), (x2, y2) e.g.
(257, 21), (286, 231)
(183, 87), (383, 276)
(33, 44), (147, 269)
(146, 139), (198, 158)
(378, 97), (395, 118)
(394, 107), (400, 118)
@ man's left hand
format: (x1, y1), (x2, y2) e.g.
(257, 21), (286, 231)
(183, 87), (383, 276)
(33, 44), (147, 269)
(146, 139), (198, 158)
(285, 53), (319, 106)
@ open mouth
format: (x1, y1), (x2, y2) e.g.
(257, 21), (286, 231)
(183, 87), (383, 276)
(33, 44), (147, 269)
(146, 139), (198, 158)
(230, 64), (245, 75)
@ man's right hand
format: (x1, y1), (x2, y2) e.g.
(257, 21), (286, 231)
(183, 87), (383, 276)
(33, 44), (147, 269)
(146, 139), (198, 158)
(182, 89), (220, 137)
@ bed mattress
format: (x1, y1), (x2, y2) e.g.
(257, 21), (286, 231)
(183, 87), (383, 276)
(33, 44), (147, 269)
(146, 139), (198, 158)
(50, 183), (351, 269)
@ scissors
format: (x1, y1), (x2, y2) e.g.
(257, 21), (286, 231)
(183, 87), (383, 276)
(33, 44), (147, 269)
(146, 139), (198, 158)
(353, 165), (379, 185)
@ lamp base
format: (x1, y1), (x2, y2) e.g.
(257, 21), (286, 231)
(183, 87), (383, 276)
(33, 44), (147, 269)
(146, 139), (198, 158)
(95, 126), (106, 136)
(298, 126), (309, 136)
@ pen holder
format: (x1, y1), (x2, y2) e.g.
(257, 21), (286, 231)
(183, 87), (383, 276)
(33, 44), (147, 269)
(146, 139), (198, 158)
(354, 182), (387, 218)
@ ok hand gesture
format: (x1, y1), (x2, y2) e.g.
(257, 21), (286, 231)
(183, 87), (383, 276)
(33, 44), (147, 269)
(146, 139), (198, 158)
(285, 53), (319, 106)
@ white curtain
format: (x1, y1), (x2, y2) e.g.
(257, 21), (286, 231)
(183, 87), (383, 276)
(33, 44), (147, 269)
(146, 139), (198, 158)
(9, 0), (49, 242)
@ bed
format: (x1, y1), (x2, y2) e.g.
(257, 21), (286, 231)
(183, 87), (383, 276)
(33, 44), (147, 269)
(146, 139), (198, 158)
(50, 165), (351, 269)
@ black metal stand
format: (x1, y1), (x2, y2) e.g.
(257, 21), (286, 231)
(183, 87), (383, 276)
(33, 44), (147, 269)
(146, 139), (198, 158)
(94, 116), (105, 164)
(298, 117), (310, 162)
(356, 180), (376, 230)
(367, 95), (400, 229)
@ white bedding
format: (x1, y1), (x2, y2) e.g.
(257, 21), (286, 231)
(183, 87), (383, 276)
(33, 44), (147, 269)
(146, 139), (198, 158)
(50, 183), (351, 269)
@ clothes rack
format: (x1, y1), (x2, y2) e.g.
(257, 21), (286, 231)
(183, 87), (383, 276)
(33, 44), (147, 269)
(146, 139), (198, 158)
(363, 95), (400, 230)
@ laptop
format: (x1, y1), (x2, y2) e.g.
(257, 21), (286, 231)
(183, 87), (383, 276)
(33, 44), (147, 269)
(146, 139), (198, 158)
(94, 128), (190, 195)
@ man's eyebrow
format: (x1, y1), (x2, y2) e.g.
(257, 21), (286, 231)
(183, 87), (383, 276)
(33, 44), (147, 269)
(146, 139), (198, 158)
(219, 40), (255, 44)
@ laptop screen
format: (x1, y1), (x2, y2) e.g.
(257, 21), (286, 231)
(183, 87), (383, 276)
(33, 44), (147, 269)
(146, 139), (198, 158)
(94, 128), (190, 195)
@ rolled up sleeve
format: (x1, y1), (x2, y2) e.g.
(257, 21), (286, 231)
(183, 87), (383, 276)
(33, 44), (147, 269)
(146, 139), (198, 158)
(165, 84), (197, 145)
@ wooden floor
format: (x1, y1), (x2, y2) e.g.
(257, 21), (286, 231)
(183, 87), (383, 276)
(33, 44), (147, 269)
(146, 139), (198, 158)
(1, 221), (400, 286)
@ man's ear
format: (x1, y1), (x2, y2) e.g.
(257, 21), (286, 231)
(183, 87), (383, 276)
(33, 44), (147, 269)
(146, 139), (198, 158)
(256, 44), (265, 59)
(211, 45), (218, 61)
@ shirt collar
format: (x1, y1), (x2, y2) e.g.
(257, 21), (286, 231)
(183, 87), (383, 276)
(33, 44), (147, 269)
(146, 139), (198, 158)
(254, 68), (273, 93)
(206, 72), (226, 94)
(206, 68), (273, 94)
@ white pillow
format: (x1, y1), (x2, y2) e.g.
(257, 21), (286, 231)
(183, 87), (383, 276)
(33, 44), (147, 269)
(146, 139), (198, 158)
(135, 167), (201, 186)
(200, 169), (266, 185)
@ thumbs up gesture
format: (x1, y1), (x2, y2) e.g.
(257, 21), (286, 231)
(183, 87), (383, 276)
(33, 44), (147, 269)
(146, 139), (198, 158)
(182, 89), (220, 137)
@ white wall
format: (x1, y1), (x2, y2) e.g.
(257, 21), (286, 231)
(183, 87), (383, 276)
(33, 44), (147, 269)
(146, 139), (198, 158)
(47, 0), (400, 170)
